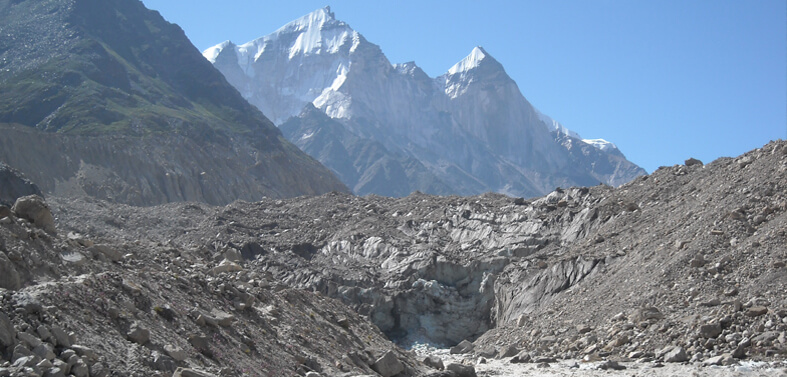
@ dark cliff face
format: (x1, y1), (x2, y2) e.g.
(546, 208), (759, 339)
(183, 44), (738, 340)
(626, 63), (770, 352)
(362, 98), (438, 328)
(0, 0), (348, 204)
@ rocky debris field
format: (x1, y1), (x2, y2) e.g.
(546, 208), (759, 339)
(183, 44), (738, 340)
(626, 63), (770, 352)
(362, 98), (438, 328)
(0, 140), (785, 376)
(0, 198), (428, 376)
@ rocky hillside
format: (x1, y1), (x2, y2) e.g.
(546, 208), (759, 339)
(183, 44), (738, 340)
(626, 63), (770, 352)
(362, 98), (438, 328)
(37, 141), (786, 373)
(0, 0), (347, 205)
(1, 140), (785, 375)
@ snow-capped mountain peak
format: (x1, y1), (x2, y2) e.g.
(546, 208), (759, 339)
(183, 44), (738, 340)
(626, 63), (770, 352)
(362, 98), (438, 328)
(203, 40), (233, 64)
(448, 46), (491, 74)
(206, 8), (646, 197)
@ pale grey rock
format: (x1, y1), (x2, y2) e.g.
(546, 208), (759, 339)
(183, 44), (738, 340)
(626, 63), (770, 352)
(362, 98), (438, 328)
(164, 344), (187, 362)
(11, 195), (55, 233)
(126, 322), (150, 345)
(87, 245), (123, 262)
(88, 361), (108, 377)
(49, 327), (70, 348)
(445, 362), (477, 377)
(423, 355), (444, 370)
(660, 346), (688, 363)
(450, 340), (474, 355)
(371, 351), (404, 377)
(699, 323), (722, 338)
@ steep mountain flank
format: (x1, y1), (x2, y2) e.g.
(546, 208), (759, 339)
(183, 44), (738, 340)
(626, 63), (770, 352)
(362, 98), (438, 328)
(0, 0), (347, 205)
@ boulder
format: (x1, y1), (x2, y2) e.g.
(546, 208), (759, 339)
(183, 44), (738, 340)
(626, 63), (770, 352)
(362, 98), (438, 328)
(127, 322), (150, 345)
(423, 355), (444, 370)
(685, 158), (703, 166)
(371, 351), (404, 377)
(660, 346), (688, 363)
(699, 323), (722, 338)
(449, 340), (474, 355)
(497, 344), (519, 358)
(11, 195), (55, 233)
(446, 363), (477, 377)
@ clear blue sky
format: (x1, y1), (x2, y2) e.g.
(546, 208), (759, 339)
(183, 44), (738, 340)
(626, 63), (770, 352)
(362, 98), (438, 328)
(141, 0), (786, 173)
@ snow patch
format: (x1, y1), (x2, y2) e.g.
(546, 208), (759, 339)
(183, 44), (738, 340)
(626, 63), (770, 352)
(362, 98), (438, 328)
(447, 46), (488, 75)
(202, 40), (232, 63)
(583, 138), (618, 152)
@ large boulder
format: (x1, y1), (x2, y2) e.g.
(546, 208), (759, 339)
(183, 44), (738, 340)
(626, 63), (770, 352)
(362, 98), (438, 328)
(371, 351), (404, 377)
(11, 195), (55, 233)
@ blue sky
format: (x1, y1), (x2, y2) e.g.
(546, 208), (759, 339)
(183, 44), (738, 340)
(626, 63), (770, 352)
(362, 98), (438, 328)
(141, 0), (786, 173)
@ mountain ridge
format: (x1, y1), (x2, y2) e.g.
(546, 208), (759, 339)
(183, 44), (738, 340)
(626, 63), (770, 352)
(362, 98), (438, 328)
(206, 7), (647, 198)
(0, 0), (348, 205)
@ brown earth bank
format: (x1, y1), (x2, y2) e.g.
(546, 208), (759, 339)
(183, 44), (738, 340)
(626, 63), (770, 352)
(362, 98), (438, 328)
(0, 140), (785, 376)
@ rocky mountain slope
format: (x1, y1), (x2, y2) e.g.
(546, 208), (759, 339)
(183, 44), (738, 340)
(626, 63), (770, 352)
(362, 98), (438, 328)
(0, 0), (347, 205)
(18, 140), (780, 376)
(205, 7), (646, 198)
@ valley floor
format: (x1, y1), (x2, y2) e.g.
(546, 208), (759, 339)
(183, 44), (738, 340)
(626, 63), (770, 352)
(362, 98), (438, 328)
(422, 348), (787, 377)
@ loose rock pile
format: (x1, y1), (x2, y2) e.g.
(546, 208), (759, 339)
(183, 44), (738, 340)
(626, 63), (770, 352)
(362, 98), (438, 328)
(2, 141), (786, 376)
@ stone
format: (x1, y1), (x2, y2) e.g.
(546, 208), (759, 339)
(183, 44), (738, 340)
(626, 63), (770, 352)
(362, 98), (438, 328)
(11, 195), (55, 233)
(87, 245), (123, 262)
(497, 344), (519, 358)
(36, 325), (51, 342)
(510, 350), (531, 364)
(150, 351), (176, 372)
(690, 254), (706, 268)
(450, 340), (474, 355)
(661, 346), (688, 363)
(17, 331), (43, 348)
(49, 326), (71, 348)
(423, 355), (444, 370)
(210, 259), (243, 275)
(88, 361), (108, 377)
(0, 312), (15, 348)
(703, 353), (735, 366)
(208, 309), (235, 327)
(445, 363), (477, 377)
(475, 346), (496, 358)
(304, 372), (321, 377)
(32, 343), (56, 361)
(746, 306), (768, 317)
(60, 251), (88, 266)
(172, 368), (216, 377)
(700, 323), (722, 338)
(71, 345), (98, 361)
(71, 361), (88, 377)
(371, 351), (404, 377)
(126, 322), (150, 345)
(164, 344), (187, 362)
(685, 158), (703, 166)
(12, 344), (32, 362)
(576, 324), (592, 334)
(42, 366), (65, 377)
(597, 360), (626, 370)
(0, 252), (21, 291)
